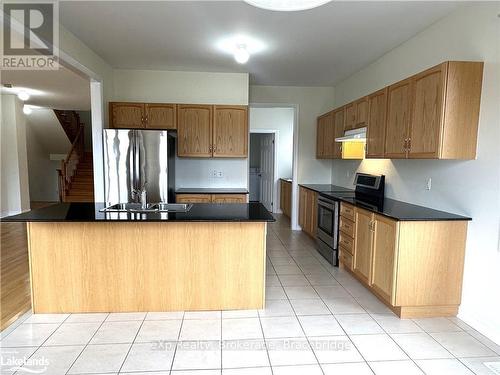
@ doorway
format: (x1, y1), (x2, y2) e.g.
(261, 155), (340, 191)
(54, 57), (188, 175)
(249, 132), (277, 212)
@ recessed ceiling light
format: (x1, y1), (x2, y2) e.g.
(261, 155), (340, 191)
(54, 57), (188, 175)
(244, 0), (332, 11)
(18, 91), (30, 101)
(234, 45), (250, 64)
(23, 105), (33, 115)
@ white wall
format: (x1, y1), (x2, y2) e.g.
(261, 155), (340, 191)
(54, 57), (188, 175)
(1, 95), (31, 217)
(330, 4), (500, 343)
(249, 86), (335, 184)
(175, 157), (248, 189)
(25, 125), (60, 202)
(113, 69), (249, 105)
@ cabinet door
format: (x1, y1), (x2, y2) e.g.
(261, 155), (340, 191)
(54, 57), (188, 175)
(213, 106), (248, 157)
(344, 103), (356, 130)
(177, 105), (213, 157)
(176, 194), (212, 203)
(355, 97), (368, 127)
(212, 194), (247, 203)
(145, 104), (176, 129)
(370, 215), (398, 304)
(299, 187), (307, 229)
(109, 102), (145, 129)
(333, 108), (345, 159)
(308, 190), (318, 238)
(385, 79), (412, 158)
(316, 113), (330, 158)
(281, 181), (291, 218)
(353, 208), (373, 284)
(366, 89), (388, 158)
(408, 63), (447, 159)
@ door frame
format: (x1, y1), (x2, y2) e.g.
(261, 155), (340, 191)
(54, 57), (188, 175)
(249, 130), (279, 212)
(248, 104), (299, 230)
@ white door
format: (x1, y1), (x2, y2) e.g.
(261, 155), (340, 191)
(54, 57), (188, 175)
(260, 134), (275, 212)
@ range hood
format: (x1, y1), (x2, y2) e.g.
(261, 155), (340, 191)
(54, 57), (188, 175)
(335, 127), (367, 142)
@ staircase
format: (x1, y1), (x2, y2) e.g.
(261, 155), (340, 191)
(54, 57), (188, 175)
(55, 110), (95, 203)
(64, 152), (95, 202)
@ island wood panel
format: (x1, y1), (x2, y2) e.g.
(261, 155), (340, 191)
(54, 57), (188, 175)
(213, 106), (248, 157)
(177, 105), (213, 157)
(176, 194), (213, 203)
(28, 222), (266, 313)
(145, 103), (176, 129)
(1, 223), (31, 330)
(395, 220), (467, 308)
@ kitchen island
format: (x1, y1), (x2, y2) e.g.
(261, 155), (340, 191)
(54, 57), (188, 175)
(3, 203), (274, 313)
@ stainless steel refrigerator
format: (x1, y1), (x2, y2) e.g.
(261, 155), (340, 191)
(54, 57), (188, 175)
(103, 129), (176, 205)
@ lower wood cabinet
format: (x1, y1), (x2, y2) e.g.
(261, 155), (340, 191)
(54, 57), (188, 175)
(176, 193), (247, 203)
(280, 179), (292, 218)
(339, 202), (468, 318)
(299, 186), (317, 238)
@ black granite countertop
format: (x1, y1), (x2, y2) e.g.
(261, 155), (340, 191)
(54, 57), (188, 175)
(1, 203), (275, 222)
(176, 188), (249, 194)
(320, 192), (471, 221)
(299, 184), (355, 193)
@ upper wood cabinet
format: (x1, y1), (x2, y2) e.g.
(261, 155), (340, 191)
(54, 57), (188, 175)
(213, 106), (248, 158)
(344, 97), (368, 131)
(177, 105), (213, 157)
(109, 102), (145, 129)
(384, 78), (412, 158)
(316, 111), (335, 158)
(110, 102), (177, 129)
(317, 60), (483, 161)
(366, 88), (387, 158)
(146, 104), (176, 129)
(333, 108), (345, 159)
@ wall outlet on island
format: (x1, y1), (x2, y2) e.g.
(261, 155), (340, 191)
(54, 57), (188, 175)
(426, 178), (432, 191)
(211, 170), (223, 178)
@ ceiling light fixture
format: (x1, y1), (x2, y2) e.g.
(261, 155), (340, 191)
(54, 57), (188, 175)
(234, 44), (250, 64)
(244, 0), (332, 11)
(18, 91), (30, 101)
(23, 105), (33, 115)
(216, 35), (266, 64)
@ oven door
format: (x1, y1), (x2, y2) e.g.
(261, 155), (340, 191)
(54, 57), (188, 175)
(317, 197), (338, 246)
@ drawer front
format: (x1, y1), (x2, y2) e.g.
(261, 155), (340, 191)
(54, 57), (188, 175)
(339, 231), (354, 254)
(339, 216), (355, 237)
(340, 203), (355, 221)
(339, 247), (353, 270)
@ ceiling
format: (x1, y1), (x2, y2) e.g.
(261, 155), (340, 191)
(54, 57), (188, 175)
(1, 64), (91, 110)
(60, 1), (461, 86)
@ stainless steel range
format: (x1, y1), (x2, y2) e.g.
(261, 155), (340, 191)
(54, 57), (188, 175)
(316, 173), (385, 266)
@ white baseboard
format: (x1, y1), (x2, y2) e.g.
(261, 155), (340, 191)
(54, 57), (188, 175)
(458, 310), (500, 345)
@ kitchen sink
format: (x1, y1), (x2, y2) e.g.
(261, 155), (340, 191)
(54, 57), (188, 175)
(100, 202), (192, 213)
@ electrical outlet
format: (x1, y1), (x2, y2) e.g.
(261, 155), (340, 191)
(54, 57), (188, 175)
(426, 178), (432, 190)
(217, 171), (223, 178)
(211, 170), (218, 178)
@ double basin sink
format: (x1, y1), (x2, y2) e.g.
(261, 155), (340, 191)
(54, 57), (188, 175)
(100, 202), (193, 213)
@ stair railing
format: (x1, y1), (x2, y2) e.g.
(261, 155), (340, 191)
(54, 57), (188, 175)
(57, 125), (84, 202)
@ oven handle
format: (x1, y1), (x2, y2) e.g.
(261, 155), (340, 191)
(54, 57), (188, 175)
(318, 198), (335, 210)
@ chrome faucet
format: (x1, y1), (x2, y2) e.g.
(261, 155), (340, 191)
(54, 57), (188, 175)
(132, 183), (147, 210)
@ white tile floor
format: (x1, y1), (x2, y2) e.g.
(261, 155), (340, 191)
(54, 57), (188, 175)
(1, 214), (499, 374)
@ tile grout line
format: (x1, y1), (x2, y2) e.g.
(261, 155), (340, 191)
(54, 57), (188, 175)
(64, 313), (110, 375)
(169, 311), (186, 373)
